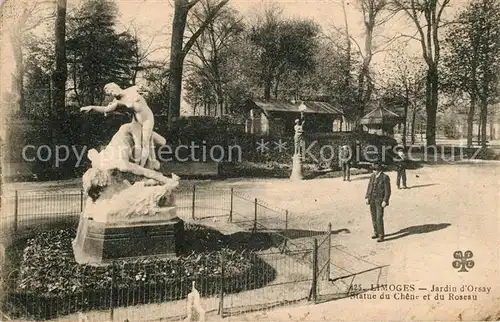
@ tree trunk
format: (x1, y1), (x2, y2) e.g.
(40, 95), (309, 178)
(466, 94), (476, 148)
(357, 19), (374, 122)
(477, 116), (481, 145)
(10, 34), (25, 116)
(273, 75), (281, 100)
(402, 89), (409, 147)
(215, 83), (224, 116)
(168, 2), (189, 123)
(264, 77), (272, 101)
(218, 97), (224, 116)
(53, 0), (67, 115)
(480, 98), (488, 148)
(224, 94), (229, 114)
(357, 66), (366, 118)
(425, 65), (438, 146)
(411, 109), (417, 145)
(168, 0), (229, 124)
(12, 66), (25, 116)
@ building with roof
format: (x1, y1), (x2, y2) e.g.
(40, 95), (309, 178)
(242, 99), (345, 136)
(360, 106), (402, 136)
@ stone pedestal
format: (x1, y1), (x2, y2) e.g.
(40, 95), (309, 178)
(72, 180), (184, 265)
(290, 154), (303, 180)
(73, 216), (184, 265)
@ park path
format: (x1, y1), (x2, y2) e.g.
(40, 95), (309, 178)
(2, 162), (499, 321)
(204, 162), (500, 321)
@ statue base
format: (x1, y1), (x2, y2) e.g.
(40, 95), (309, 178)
(290, 154), (303, 181)
(72, 215), (184, 265)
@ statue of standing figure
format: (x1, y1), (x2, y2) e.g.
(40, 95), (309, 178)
(74, 84), (182, 265)
(294, 113), (305, 156)
(78, 83), (178, 214)
(80, 83), (157, 170)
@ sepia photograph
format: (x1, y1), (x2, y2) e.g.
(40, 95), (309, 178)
(0, 0), (499, 321)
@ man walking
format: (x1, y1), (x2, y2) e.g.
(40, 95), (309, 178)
(365, 161), (391, 242)
(395, 148), (408, 189)
(340, 145), (352, 181)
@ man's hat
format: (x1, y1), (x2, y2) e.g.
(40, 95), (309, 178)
(372, 159), (384, 169)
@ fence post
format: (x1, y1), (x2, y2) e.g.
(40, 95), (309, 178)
(326, 223), (332, 280)
(80, 188), (84, 212)
(253, 198), (257, 232)
(280, 210), (288, 254)
(14, 190), (18, 232)
(109, 263), (115, 321)
(191, 185), (196, 220)
(218, 253), (225, 317)
(285, 210), (288, 233)
(229, 188), (233, 223)
(310, 238), (318, 303)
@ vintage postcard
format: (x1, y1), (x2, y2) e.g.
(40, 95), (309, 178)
(0, 0), (499, 321)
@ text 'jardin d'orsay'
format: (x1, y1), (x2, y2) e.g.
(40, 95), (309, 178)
(349, 284), (491, 301)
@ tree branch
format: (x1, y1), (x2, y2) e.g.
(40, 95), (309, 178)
(186, 0), (202, 10)
(182, 0), (230, 58)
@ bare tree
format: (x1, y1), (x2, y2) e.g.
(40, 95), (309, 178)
(53, 0), (67, 115)
(356, 0), (394, 122)
(392, 0), (452, 146)
(442, 0), (500, 148)
(382, 53), (426, 146)
(1, 0), (54, 116)
(129, 23), (169, 85)
(186, 1), (244, 116)
(168, 0), (229, 124)
(330, 0), (399, 124)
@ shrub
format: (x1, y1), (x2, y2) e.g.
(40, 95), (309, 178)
(3, 224), (276, 320)
(7, 113), (400, 181)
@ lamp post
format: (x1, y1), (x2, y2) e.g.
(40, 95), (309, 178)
(290, 102), (307, 180)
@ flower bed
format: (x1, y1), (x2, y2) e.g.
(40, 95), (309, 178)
(2, 224), (276, 320)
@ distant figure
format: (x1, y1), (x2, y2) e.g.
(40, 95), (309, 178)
(294, 117), (305, 156)
(395, 148), (408, 189)
(365, 161), (391, 242)
(339, 145), (352, 181)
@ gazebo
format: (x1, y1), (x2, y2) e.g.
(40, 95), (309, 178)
(360, 106), (402, 136)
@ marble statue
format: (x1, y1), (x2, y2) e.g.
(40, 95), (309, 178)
(73, 84), (182, 264)
(78, 83), (179, 223)
(80, 83), (156, 168)
(81, 121), (179, 223)
(293, 116), (305, 156)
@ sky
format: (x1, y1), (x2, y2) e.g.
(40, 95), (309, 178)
(0, 0), (469, 109)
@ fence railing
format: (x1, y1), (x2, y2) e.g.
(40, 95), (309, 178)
(2, 248), (317, 321)
(0, 187), (327, 250)
(0, 185), (345, 321)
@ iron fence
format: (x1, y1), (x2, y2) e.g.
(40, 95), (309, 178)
(0, 185), (335, 321)
(0, 185), (385, 321)
(1, 246), (318, 321)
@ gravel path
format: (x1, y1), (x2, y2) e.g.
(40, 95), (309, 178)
(205, 162), (500, 321)
(3, 162), (499, 321)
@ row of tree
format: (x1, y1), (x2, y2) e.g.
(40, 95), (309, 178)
(15, 0), (145, 116)
(441, 0), (500, 147)
(5, 0), (500, 148)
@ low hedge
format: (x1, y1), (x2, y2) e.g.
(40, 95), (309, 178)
(6, 113), (400, 181)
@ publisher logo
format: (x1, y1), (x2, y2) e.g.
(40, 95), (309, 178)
(452, 250), (474, 272)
